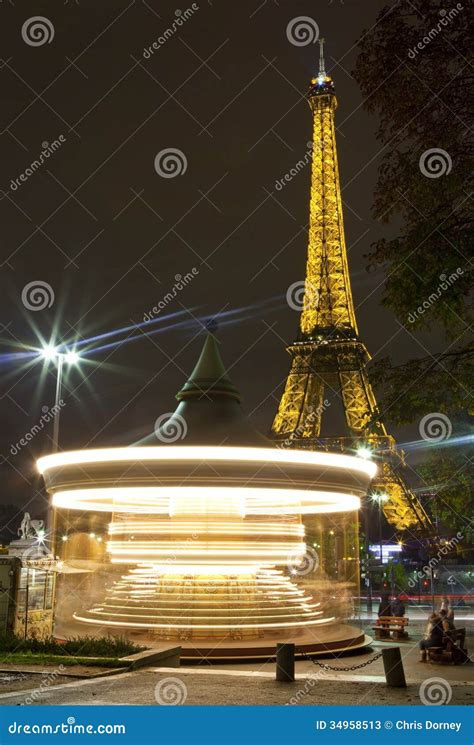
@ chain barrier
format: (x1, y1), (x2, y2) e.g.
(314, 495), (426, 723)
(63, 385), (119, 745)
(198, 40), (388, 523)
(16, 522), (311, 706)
(301, 649), (383, 672)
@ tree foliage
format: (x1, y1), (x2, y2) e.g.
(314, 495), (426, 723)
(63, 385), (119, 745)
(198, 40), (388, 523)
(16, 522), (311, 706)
(418, 451), (474, 547)
(353, 0), (473, 419)
(353, 1), (473, 538)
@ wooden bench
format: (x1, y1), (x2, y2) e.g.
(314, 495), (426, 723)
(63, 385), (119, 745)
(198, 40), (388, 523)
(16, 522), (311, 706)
(428, 628), (469, 665)
(372, 616), (409, 640)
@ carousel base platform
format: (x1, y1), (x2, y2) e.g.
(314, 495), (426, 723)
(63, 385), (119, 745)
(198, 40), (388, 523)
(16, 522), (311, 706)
(55, 616), (371, 662)
(140, 624), (371, 661)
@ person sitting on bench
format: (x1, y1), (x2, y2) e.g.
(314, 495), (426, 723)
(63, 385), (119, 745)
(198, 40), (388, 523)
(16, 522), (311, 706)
(440, 597), (455, 626)
(391, 595), (405, 617)
(378, 594), (392, 617)
(419, 612), (450, 662)
(440, 608), (455, 630)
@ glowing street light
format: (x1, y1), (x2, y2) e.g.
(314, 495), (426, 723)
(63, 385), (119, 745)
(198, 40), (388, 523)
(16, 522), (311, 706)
(64, 350), (80, 365)
(41, 344), (58, 361)
(40, 345), (81, 453)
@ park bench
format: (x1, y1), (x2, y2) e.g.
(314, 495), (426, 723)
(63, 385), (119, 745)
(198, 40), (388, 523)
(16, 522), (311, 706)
(372, 616), (409, 640)
(428, 628), (469, 665)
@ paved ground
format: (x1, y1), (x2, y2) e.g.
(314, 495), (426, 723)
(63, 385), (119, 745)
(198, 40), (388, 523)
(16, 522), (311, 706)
(0, 665), (472, 706)
(0, 620), (470, 706)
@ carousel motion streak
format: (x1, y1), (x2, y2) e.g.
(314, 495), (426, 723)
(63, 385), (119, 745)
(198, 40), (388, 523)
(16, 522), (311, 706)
(38, 446), (374, 646)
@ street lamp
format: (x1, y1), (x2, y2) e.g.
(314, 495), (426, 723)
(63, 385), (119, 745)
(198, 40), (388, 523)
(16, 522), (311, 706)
(356, 446), (373, 460)
(371, 492), (389, 564)
(40, 345), (81, 452)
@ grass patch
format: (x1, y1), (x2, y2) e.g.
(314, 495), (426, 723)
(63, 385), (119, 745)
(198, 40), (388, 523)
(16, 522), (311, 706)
(0, 634), (146, 659)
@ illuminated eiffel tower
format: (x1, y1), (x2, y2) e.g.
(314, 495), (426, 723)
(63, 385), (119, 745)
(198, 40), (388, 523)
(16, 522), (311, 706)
(272, 40), (431, 533)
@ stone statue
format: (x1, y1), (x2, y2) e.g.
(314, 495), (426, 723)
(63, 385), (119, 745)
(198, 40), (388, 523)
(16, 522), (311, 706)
(18, 513), (45, 540)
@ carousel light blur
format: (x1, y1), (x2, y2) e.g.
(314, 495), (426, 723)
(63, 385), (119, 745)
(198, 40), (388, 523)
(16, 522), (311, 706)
(39, 335), (376, 657)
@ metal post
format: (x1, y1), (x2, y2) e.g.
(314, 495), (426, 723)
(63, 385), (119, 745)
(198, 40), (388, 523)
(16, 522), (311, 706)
(363, 509), (372, 615)
(382, 647), (406, 688)
(378, 502), (383, 564)
(52, 355), (63, 453)
(276, 643), (295, 682)
(46, 355), (63, 545)
(24, 568), (29, 641)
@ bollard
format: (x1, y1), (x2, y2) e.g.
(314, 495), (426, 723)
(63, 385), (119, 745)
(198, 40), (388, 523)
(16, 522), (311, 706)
(276, 643), (295, 682)
(382, 647), (406, 688)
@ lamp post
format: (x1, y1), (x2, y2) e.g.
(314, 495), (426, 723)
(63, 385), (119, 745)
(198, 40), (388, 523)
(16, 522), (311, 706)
(40, 346), (80, 544)
(371, 492), (389, 575)
(357, 446), (375, 615)
(40, 346), (80, 453)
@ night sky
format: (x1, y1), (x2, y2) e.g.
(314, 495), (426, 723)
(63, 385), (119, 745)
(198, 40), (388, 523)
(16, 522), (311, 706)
(1, 0), (437, 528)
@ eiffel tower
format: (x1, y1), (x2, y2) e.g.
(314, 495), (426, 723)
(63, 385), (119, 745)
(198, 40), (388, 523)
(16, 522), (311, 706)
(272, 40), (432, 533)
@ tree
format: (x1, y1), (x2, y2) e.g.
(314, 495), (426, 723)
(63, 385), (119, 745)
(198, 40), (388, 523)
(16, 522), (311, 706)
(353, 0), (473, 537)
(353, 0), (473, 416)
(418, 451), (473, 547)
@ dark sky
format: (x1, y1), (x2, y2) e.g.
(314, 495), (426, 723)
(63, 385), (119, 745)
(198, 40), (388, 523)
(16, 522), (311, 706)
(1, 0), (438, 523)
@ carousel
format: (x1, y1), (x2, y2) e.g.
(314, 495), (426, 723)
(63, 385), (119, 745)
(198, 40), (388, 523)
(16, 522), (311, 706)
(38, 334), (376, 659)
